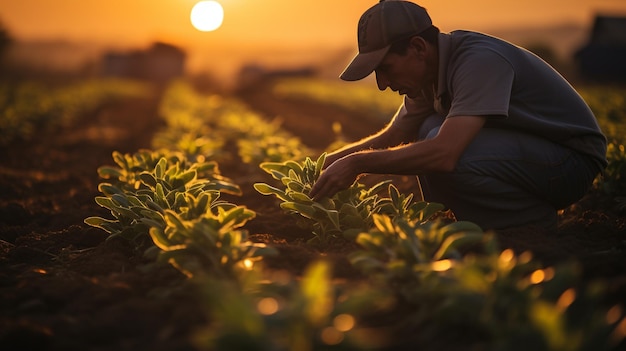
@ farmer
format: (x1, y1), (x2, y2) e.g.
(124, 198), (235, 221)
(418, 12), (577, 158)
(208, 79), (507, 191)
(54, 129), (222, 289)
(309, 0), (607, 230)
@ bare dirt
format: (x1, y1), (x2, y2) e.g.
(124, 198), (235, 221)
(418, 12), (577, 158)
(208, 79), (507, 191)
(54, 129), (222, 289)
(0, 78), (624, 351)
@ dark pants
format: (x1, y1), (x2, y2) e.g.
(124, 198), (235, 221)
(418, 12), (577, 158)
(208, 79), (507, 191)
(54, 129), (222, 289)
(418, 115), (600, 230)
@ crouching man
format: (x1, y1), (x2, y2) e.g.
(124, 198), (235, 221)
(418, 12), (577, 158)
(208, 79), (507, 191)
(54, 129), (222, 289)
(310, 0), (607, 230)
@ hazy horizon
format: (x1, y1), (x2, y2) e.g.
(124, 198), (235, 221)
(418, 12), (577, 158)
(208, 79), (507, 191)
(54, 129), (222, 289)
(2, 18), (594, 87)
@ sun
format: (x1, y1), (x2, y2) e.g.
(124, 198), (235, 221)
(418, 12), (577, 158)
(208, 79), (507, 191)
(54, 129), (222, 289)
(190, 1), (224, 32)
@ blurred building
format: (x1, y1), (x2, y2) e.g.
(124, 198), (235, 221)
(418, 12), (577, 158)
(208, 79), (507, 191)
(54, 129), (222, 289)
(575, 15), (626, 83)
(102, 42), (186, 83)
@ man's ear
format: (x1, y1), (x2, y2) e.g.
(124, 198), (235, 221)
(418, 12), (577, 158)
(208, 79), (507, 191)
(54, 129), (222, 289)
(409, 36), (428, 56)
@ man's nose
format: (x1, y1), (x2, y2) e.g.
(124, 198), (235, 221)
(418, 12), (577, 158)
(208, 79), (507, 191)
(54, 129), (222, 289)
(375, 72), (389, 91)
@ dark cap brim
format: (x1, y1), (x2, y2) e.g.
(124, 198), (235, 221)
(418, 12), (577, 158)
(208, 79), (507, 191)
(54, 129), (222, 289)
(339, 45), (391, 81)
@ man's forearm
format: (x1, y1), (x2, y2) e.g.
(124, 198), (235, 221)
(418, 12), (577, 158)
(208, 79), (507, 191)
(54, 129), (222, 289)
(325, 121), (411, 166)
(348, 115), (488, 175)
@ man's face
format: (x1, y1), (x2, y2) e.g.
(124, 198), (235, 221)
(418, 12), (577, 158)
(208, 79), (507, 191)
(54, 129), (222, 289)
(374, 40), (434, 98)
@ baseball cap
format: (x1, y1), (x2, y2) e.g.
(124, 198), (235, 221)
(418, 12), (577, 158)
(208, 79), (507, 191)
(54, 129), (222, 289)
(340, 0), (433, 81)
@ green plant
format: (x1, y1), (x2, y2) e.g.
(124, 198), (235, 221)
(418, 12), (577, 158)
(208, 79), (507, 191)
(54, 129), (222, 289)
(595, 142), (626, 211)
(348, 216), (620, 350)
(147, 206), (275, 278)
(578, 86), (626, 143)
(237, 135), (305, 165)
(349, 214), (486, 300)
(84, 149), (273, 278)
(194, 260), (394, 351)
(254, 154), (396, 244)
(85, 150), (241, 245)
(95, 149), (240, 195)
(429, 250), (618, 351)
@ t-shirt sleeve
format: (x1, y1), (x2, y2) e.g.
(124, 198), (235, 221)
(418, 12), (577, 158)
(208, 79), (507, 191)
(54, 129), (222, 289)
(447, 48), (514, 118)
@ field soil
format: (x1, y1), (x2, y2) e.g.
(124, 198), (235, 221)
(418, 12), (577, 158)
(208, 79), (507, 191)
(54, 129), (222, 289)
(1, 78), (625, 351)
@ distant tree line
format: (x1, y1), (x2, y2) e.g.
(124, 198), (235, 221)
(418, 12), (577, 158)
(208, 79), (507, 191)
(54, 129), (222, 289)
(0, 19), (13, 62)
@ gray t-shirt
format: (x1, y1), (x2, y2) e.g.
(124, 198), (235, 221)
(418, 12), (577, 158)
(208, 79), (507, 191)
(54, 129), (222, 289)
(398, 30), (607, 169)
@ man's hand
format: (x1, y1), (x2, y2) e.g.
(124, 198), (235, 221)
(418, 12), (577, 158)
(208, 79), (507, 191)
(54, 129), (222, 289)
(310, 155), (360, 201)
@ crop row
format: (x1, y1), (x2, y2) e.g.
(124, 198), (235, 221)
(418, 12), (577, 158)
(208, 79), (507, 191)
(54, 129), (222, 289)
(87, 79), (625, 350)
(0, 78), (150, 145)
(153, 80), (311, 167)
(578, 86), (626, 209)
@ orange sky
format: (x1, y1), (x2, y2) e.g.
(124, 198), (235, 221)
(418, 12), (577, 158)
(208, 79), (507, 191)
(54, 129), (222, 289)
(1, 0), (625, 79)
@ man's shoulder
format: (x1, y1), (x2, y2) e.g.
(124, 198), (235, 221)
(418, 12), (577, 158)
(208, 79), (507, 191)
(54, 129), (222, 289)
(447, 30), (509, 48)
(444, 30), (520, 65)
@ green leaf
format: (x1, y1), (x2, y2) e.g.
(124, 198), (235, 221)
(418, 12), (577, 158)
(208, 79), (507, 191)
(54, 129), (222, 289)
(432, 232), (484, 261)
(164, 210), (187, 231)
(84, 217), (117, 233)
(289, 191), (313, 204)
(389, 184), (400, 206)
(149, 227), (173, 250)
(287, 169), (300, 183)
(315, 153), (326, 178)
(355, 233), (384, 252)
(438, 221), (483, 241)
(112, 151), (127, 169)
(112, 205), (140, 220)
(98, 183), (123, 196)
(155, 183), (167, 205)
(286, 180), (305, 193)
(111, 193), (131, 207)
(301, 261), (332, 325)
(139, 172), (157, 188)
(284, 160), (303, 173)
(155, 157), (168, 179)
(172, 192), (187, 210)
(268, 170), (286, 181)
(326, 210), (340, 230)
(219, 206), (256, 228)
(254, 183), (284, 196)
(146, 199), (164, 213)
(126, 195), (144, 207)
(97, 166), (123, 179)
(177, 169), (197, 185)
(412, 202), (445, 222)
(373, 214), (395, 234)
(368, 180), (393, 195)
(259, 162), (290, 178)
(196, 193), (210, 213)
(95, 196), (115, 210)
(139, 209), (164, 223)
(280, 202), (316, 218)
(140, 218), (164, 230)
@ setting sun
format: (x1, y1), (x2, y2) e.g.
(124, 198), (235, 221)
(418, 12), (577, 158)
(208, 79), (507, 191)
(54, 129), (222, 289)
(190, 1), (224, 32)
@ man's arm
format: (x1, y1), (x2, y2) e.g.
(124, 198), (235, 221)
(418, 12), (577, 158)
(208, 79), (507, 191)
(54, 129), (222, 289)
(310, 115), (486, 200)
(323, 102), (427, 167)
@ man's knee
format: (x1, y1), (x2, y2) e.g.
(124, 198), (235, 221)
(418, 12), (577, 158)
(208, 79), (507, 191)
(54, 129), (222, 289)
(420, 172), (558, 230)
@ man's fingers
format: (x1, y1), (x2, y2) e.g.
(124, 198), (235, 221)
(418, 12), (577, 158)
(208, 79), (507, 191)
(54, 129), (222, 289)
(311, 175), (338, 201)
(309, 175), (326, 200)
(310, 159), (354, 201)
